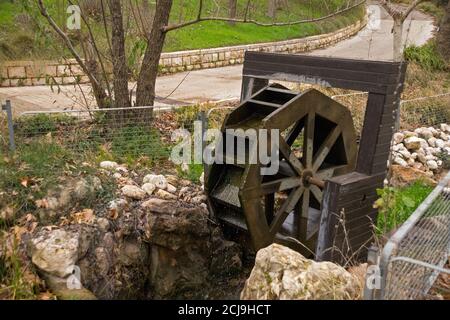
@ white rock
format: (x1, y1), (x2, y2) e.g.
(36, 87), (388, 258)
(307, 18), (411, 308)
(407, 158), (415, 166)
(121, 185), (146, 200)
(440, 123), (450, 133)
(199, 172), (205, 186)
(428, 137), (437, 147)
(143, 174), (167, 190)
(393, 133), (404, 144)
(440, 132), (449, 140)
(392, 143), (404, 152)
(100, 161), (118, 170)
(419, 128), (433, 139)
(29, 229), (80, 278)
(398, 149), (411, 159)
(436, 139), (445, 148)
(113, 173), (122, 179)
(116, 166), (128, 174)
(192, 195), (207, 204)
(404, 137), (426, 150)
(437, 160), (443, 166)
(429, 127), (439, 136)
(410, 152), (418, 160)
(425, 154), (436, 161)
(240, 244), (362, 300)
(418, 153), (427, 164)
(427, 160), (439, 170)
(109, 199), (128, 212)
(394, 156), (408, 167)
(97, 217), (110, 232)
(166, 184), (177, 194)
(142, 183), (156, 195)
(156, 189), (177, 200)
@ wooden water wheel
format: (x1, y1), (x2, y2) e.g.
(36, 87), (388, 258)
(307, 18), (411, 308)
(206, 84), (357, 256)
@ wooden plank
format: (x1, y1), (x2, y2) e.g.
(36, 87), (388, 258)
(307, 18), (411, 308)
(244, 51), (404, 74)
(244, 68), (396, 94)
(244, 60), (400, 85)
(356, 93), (387, 174)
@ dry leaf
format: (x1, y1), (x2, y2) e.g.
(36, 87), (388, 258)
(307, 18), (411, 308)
(21, 178), (29, 187)
(72, 209), (95, 224)
(35, 199), (49, 209)
(109, 208), (119, 220)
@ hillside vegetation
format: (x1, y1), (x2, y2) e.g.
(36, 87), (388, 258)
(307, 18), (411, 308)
(0, 0), (365, 60)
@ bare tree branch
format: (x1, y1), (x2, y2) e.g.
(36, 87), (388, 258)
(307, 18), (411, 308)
(36, 0), (101, 89)
(163, 0), (366, 32)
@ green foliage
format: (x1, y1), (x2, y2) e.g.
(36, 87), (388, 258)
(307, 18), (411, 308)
(178, 163), (204, 183)
(0, 140), (72, 216)
(15, 113), (76, 137)
(404, 42), (447, 72)
(111, 125), (171, 164)
(374, 181), (433, 234)
(0, 238), (38, 300)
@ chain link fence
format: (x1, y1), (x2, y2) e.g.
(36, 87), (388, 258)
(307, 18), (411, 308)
(376, 171), (450, 300)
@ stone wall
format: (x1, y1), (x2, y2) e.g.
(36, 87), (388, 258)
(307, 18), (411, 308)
(0, 17), (365, 88)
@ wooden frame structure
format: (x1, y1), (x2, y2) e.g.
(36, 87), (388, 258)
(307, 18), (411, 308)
(208, 51), (406, 263)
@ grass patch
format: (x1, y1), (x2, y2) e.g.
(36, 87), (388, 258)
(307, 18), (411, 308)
(0, 140), (73, 218)
(178, 163), (204, 183)
(404, 41), (447, 72)
(374, 181), (433, 234)
(111, 125), (171, 164)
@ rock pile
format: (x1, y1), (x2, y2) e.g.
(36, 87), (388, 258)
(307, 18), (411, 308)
(391, 124), (450, 178)
(24, 161), (242, 299)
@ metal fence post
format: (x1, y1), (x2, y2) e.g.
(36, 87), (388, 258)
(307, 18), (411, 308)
(1, 100), (15, 151)
(199, 111), (208, 174)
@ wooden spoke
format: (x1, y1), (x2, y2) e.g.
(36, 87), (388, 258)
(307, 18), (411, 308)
(303, 111), (315, 168)
(278, 137), (304, 175)
(316, 168), (336, 180)
(310, 185), (323, 204)
(260, 177), (303, 194)
(298, 188), (310, 239)
(312, 126), (342, 172)
(270, 187), (305, 236)
(286, 118), (305, 146)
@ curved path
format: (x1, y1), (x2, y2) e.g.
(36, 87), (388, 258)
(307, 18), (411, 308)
(0, 4), (435, 114)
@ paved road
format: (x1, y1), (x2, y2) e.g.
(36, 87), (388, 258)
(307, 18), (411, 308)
(0, 5), (435, 115)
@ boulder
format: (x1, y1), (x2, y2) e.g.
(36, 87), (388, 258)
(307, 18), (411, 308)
(28, 228), (87, 278)
(404, 137), (427, 150)
(156, 189), (177, 200)
(143, 174), (167, 190)
(100, 161), (118, 170)
(393, 132), (404, 144)
(240, 244), (362, 300)
(142, 183), (156, 195)
(121, 185), (146, 200)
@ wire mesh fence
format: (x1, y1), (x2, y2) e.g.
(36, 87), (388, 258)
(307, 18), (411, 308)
(378, 171), (450, 300)
(400, 93), (450, 131)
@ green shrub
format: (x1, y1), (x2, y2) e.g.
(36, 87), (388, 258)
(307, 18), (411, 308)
(404, 42), (447, 71)
(375, 181), (433, 234)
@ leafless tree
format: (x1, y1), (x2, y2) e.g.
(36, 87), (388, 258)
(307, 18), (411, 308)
(380, 0), (430, 61)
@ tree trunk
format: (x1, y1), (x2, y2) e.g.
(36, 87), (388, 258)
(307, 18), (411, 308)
(135, 0), (173, 108)
(267, 0), (276, 19)
(392, 18), (404, 62)
(437, 0), (450, 61)
(229, 0), (237, 25)
(82, 35), (109, 109)
(108, 0), (131, 109)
